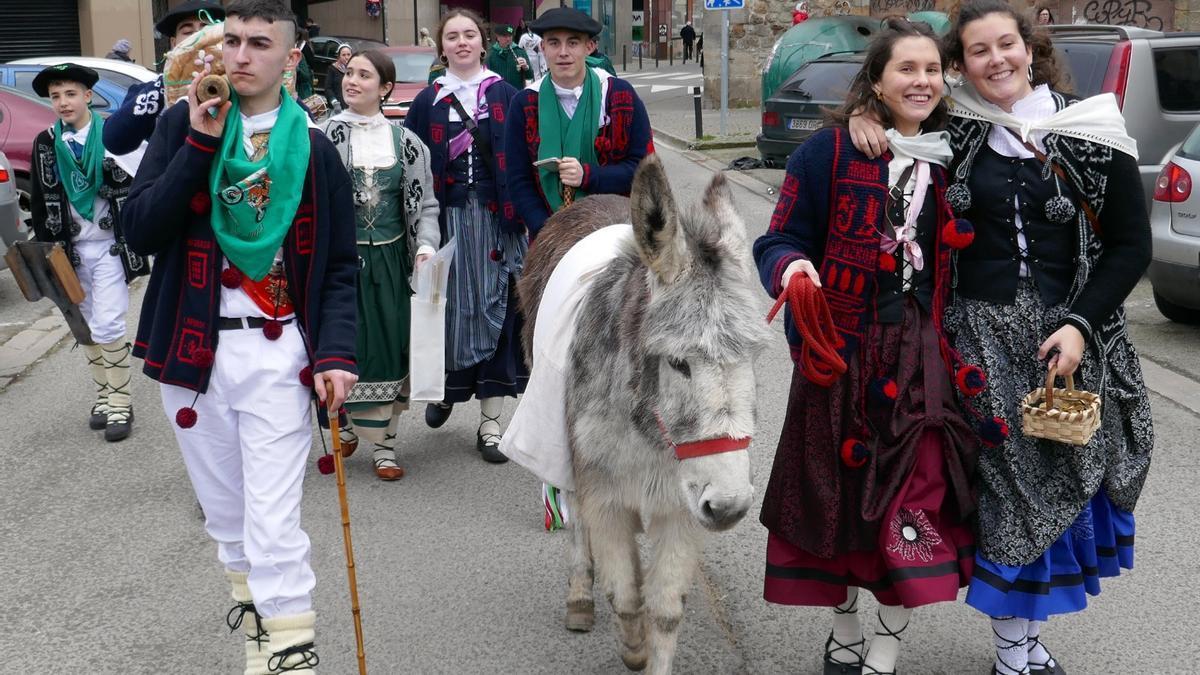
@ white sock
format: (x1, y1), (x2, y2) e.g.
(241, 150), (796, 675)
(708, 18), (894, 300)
(828, 587), (863, 666)
(863, 604), (911, 674)
(1026, 620), (1056, 669)
(991, 616), (1030, 674)
(479, 397), (503, 440)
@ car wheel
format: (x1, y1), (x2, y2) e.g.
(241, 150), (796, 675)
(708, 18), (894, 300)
(1153, 289), (1200, 324)
(15, 174), (33, 237)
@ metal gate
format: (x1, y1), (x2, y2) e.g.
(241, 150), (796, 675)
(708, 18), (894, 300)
(0, 0), (81, 63)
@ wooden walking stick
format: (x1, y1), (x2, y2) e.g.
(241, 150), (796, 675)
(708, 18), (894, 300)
(326, 382), (367, 675)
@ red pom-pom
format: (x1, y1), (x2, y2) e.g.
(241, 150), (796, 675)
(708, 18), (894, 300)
(220, 267), (243, 289)
(298, 366), (314, 387)
(317, 454), (334, 475)
(175, 407), (198, 428)
(956, 365), (987, 397)
(869, 377), (899, 404)
(192, 347), (214, 368)
(840, 438), (870, 468)
(190, 192), (211, 214)
(878, 252), (897, 273)
(487, 201), (499, 213)
(942, 218), (975, 250)
(979, 416), (1009, 447)
(262, 320), (283, 340)
(489, 249), (501, 262)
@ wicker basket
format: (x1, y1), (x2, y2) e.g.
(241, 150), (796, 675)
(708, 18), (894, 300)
(1020, 367), (1101, 446)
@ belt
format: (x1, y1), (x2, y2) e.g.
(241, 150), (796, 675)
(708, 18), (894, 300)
(218, 316), (295, 331)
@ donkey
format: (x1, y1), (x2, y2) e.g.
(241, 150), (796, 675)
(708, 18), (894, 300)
(516, 155), (769, 674)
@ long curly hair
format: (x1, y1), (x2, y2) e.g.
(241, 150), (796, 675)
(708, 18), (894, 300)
(946, 0), (1069, 91)
(826, 17), (949, 132)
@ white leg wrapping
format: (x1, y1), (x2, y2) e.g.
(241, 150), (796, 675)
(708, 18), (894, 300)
(227, 570), (270, 675)
(263, 611), (318, 673)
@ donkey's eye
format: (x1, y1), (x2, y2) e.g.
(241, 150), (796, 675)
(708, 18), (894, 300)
(667, 357), (691, 378)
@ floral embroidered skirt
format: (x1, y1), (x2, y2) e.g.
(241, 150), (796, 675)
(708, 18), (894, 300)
(762, 301), (978, 609)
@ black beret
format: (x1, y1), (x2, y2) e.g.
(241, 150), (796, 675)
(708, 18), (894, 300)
(495, 24), (514, 36)
(529, 8), (603, 38)
(155, 0), (226, 38)
(32, 63), (99, 98)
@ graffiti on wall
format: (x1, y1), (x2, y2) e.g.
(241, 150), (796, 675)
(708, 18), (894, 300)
(1081, 0), (1164, 30)
(869, 0), (934, 13)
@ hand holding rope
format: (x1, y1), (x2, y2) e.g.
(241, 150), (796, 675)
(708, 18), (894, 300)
(766, 268), (847, 387)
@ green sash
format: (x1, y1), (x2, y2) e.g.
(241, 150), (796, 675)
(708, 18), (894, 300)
(537, 69), (601, 213)
(209, 88), (311, 281)
(53, 112), (105, 221)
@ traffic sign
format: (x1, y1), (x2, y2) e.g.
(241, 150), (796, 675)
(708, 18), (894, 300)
(705, 0), (744, 9)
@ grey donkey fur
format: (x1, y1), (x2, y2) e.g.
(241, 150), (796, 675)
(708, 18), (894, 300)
(516, 155), (769, 674)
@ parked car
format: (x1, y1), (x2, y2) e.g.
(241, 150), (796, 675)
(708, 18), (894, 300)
(0, 151), (23, 270)
(1147, 122), (1200, 323)
(378, 46), (437, 122)
(0, 64), (130, 117)
(0, 86), (58, 242)
(757, 53), (864, 166)
(310, 35), (388, 95)
(6, 56), (157, 91)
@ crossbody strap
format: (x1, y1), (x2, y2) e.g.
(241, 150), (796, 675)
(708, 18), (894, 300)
(447, 94), (494, 164)
(1002, 127), (1100, 234)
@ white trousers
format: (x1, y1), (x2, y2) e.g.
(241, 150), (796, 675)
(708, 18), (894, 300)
(74, 239), (128, 344)
(161, 323), (315, 618)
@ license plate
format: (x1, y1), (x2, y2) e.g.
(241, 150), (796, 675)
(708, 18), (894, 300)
(787, 117), (821, 131)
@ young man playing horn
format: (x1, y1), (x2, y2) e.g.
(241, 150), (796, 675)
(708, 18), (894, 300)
(503, 6), (654, 239)
(103, 0), (227, 154)
(28, 63), (149, 443)
(122, 0), (358, 671)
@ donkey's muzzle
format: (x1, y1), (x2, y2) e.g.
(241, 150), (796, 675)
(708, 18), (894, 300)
(699, 493), (752, 531)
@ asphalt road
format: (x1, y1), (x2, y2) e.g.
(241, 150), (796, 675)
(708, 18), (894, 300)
(0, 142), (1197, 674)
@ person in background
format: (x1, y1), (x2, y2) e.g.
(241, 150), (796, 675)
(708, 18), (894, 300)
(419, 26), (437, 48)
(305, 15), (321, 37)
(324, 49), (440, 481)
(586, 44), (616, 76)
(29, 63), (149, 443)
(518, 20), (547, 80)
(325, 43), (353, 110)
(406, 8), (526, 463)
(487, 24), (532, 89)
(106, 39), (135, 62)
(296, 28), (315, 99)
(680, 22), (696, 63)
(1036, 6), (1055, 24)
(103, 0), (227, 155)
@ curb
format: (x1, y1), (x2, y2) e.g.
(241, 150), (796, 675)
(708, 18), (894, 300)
(652, 125), (757, 152)
(0, 310), (70, 391)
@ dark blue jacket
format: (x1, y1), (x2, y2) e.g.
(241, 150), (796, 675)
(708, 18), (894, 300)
(503, 76), (653, 238)
(103, 75), (167, 155)
(404, 79), (520, 236)
(123, 103), (359, 393)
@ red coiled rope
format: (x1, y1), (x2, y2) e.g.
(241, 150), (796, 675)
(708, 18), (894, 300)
(766, 273), (848, 387)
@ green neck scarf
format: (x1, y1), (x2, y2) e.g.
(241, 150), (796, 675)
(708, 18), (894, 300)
(209, 88), (311, 281)
(537, 68), (601, 212)
(54, 112), (105, 221)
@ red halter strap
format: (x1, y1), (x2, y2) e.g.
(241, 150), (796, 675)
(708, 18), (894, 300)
(654, 409), (751, 460)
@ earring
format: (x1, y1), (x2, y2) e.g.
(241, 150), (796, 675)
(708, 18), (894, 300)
(1027, 63), (1034, 82)
(440, 54), (448, 64)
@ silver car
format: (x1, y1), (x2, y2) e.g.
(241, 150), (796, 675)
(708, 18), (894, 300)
(1148, 124), (1200, 323)
(0, 151), (23, 271)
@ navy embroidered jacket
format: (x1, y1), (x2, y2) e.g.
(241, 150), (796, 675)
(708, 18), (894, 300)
(103, 75), (168, 155)
(503, 76), (654, 238)
(123, 103), (359, 393)
(404, 79), (520, 236)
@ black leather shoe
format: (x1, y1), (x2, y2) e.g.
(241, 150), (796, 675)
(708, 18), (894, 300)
(104, 408), (133, 442)
(89, 406), (107, 430)
(477, 432), (508, 464)
(824, 632), (864, 675)
(1029, 660), (1064, 674)
(425, 402), (453, 428)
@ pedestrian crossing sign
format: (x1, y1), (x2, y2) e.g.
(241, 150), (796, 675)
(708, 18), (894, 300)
(705, 0), (744, 8)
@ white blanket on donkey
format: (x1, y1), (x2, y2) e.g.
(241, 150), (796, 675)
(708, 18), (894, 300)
(499, 224), (635, 490)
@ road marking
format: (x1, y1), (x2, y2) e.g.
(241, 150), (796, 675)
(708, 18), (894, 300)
(624, 72), (681, 80)
(670, 73), (702, 80)
(1140, 357), (1200, 417)
(650, 84), (701, 93)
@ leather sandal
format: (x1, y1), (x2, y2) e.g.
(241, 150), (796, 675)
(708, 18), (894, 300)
(823, 631), (864, 675)
(372, 450), (404, 481)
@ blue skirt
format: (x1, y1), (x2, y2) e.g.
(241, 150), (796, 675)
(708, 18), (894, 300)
(965, 489), (1134, 621)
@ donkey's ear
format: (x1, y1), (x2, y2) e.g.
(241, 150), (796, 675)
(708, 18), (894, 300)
(630, 154), (685, 284)
(701, 171), (745, 245)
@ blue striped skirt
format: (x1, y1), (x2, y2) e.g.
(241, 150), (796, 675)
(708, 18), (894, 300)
(965, 488), (1135, 621)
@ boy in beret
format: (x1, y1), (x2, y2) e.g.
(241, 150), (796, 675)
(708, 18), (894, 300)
(487, 24), (532, 89)
(103, 0), (227, 155)
(122, 0), (357, 670)
(503, 7), (654, 238)
(28, 63), (149, 442)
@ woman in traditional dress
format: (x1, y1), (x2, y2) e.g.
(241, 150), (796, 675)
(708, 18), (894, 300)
(405, 8), (527, 463)
(754, 19), (980, 675)
(323, 49), (439, 480)
(325, 44), (352, 111)
(852, 2), (1153, 671)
